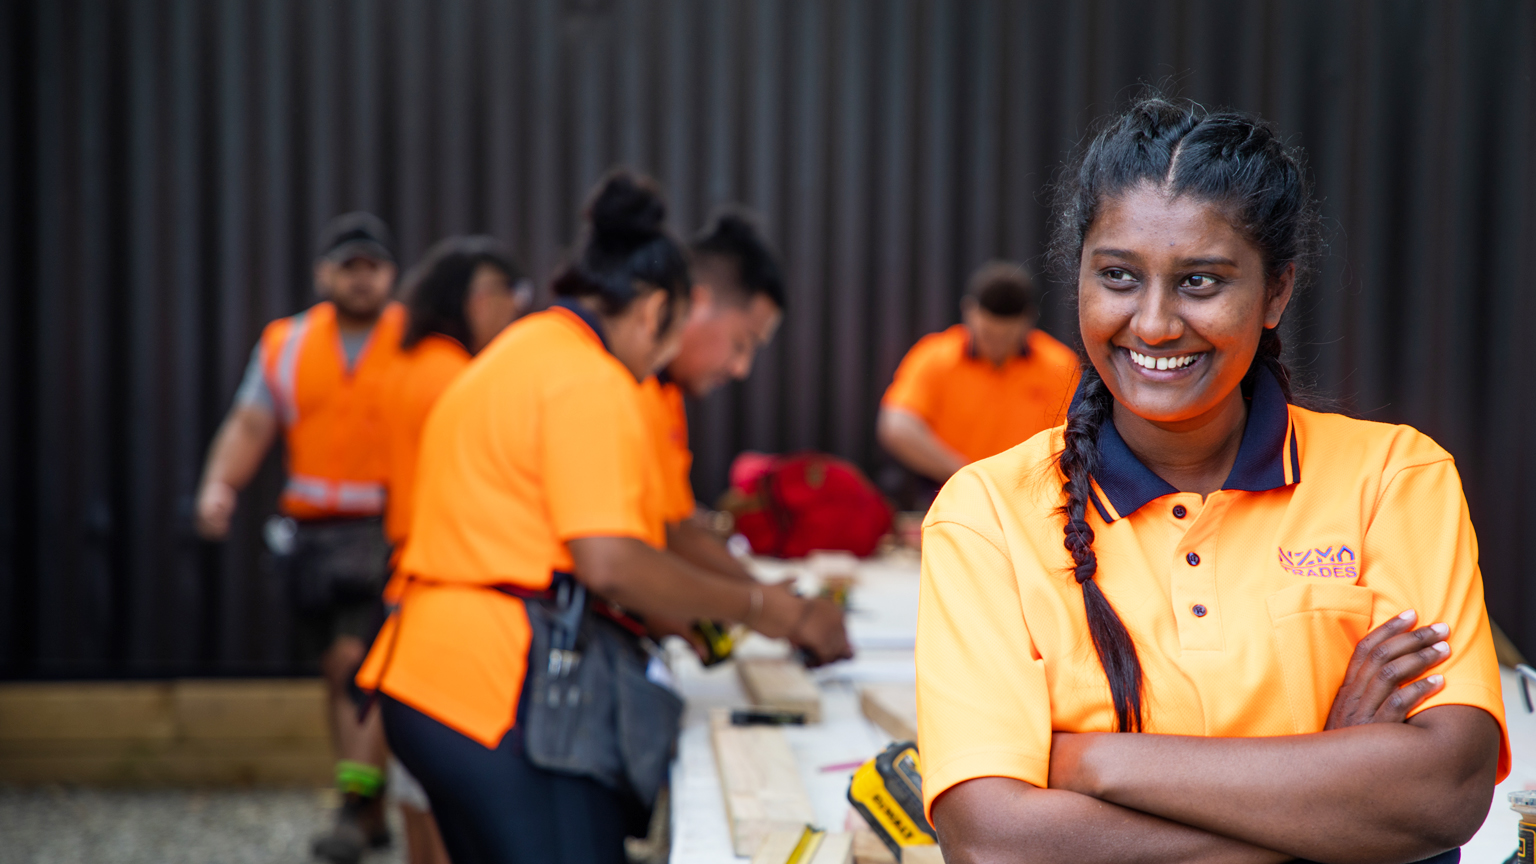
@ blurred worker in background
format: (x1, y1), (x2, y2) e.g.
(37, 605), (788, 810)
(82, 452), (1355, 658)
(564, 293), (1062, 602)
(878, 261), (1078, 493)
(639, 210), (790, 588)
(380, 234), (532, 864)
(194, 212), (403, 864)
(356, 171), (850, 863)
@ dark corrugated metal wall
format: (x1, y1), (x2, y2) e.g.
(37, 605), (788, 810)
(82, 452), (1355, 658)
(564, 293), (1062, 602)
(3, 0), (1534, 676)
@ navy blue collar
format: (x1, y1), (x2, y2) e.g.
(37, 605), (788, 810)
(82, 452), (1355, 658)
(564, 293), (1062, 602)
(1077, 366), (1299, 522)
(551, 297), (610, 352)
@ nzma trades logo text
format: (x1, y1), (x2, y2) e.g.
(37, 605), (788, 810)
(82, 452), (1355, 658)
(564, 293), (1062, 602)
(1278, 545), (1357, 579)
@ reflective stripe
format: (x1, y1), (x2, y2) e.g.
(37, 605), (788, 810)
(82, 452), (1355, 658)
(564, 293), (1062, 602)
(271, 310), (310, 426)
(285, 474), (333, 507)
(337, 481), (387, 511)
(285, 474), (386, 513)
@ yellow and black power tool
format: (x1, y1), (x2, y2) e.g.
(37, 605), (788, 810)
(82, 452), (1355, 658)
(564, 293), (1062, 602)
(693, 619), (738, 667)
(847, 740), (938, 859)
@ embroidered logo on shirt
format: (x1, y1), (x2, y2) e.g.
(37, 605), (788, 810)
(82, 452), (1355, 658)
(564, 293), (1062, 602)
(1278, 545), (1357, 579)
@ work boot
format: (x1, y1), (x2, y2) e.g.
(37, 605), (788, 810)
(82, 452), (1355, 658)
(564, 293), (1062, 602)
(312, 793), (391, 864)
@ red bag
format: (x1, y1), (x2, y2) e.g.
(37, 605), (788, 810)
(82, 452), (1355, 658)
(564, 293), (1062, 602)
(725, 451), (893, 559)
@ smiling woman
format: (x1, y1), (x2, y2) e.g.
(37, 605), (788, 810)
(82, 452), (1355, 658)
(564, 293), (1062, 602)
(915, 96), (1507, 864)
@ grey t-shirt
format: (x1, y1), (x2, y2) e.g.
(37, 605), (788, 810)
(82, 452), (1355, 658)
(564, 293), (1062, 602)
(234, 325), (374, 413)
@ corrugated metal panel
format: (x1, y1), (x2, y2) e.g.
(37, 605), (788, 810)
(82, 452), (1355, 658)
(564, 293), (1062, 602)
(2, 0), (1534, 675)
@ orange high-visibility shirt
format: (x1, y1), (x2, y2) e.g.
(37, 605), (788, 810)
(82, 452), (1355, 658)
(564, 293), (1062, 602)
(882, 325), (1079, 464)
(382, 334), (473, 549)
(915, 368), (1510, 820)
(379, 333), (473, 600)
(256, 301), (406, 519)
(356, 303), (665, 747)
(638, 374), (696, 524)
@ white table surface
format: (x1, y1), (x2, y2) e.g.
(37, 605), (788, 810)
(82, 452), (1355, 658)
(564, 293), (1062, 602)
(666, 552), (1533, 863)
(668, 554), (921, 863)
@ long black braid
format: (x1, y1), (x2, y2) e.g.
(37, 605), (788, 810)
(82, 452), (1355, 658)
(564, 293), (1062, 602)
(1056, 365), (1145, 732)
(1048, 94), (1321, 732)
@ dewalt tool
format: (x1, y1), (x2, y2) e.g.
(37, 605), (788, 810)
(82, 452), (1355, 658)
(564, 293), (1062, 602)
(847, 741), (938, 860)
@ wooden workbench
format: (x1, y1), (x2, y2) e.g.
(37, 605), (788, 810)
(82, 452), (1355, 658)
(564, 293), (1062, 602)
(668, 553), (922, 863)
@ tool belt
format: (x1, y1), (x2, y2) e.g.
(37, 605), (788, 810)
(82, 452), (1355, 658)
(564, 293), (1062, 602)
(266, 515), (390, 614)
(367, 570), (682, 810)
(517, 575), (683, 811)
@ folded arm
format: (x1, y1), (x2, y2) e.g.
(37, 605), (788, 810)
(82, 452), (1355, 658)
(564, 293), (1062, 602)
(932, 777), (1291, 864)
(1047, 704), (1499, 864)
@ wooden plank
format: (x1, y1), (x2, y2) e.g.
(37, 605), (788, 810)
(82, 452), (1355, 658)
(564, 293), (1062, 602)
(851, 828), (898, 864)
(173, 679), (327, 740)
(0, 740), (331, 786)
(751, 830), (855, 864)
(709, 708), (816, 856)
(859, 683), (917, 742)
(738, 657), (822, 723)
(901, 845), (945, 863)
(808, 831), (854, 864)
(750, 829), (808, 864)
(0, 682), (175, 741)
(0, 679), (332, 786)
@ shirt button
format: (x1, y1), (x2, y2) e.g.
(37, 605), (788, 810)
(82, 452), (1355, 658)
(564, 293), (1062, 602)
(1186, 552), (1200, 566)
(1192, 604), (1208, 617)
(1172, 505), (1187, 519)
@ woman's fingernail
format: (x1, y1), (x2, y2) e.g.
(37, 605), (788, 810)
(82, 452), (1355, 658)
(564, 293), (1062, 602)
(1432, 622), (1450, 637)
(1399, 609), (1417, 621)
(1428, 675), (1444, 686)
(1433, 641), (1450, 654)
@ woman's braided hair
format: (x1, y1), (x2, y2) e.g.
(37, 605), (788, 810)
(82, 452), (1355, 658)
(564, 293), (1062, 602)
(1047, 95), (1322, 733)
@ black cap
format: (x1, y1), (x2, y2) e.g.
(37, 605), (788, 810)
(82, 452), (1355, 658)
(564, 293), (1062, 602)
(317, 212), (395, 264)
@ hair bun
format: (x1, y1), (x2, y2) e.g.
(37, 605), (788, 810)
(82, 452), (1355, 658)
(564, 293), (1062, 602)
(587, 170), (666, 251)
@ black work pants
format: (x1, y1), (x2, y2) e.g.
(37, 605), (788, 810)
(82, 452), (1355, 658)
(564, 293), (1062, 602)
(380, 694), (645, 864)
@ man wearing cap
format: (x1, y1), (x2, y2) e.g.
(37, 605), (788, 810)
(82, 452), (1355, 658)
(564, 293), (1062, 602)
(195, 212), (403, 863)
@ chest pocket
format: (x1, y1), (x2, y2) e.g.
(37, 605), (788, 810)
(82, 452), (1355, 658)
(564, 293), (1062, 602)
(1265, 581), (1374, 733)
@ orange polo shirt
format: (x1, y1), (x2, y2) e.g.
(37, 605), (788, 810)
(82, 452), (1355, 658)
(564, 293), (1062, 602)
(382, 334), (473, 551)
(638, 373), (696, 524)
(882, 325), (1079, 464)
(357, 302), (665, 747)
(915, 369), (1509, 819)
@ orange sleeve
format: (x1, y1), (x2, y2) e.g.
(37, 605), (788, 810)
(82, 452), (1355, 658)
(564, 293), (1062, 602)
(882, 337), (946, 421)
(917, 482), (1054, 821)
(1360, 456), (1510, 781)
(542, 377), (656, 544)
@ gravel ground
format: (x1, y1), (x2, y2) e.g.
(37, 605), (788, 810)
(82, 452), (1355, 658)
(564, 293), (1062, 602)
(0, 787), (406, 864)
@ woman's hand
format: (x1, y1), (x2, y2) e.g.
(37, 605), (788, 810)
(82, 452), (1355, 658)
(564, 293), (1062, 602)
(643, 612), (709, 661)
(755, 582), (853, 665)
(789, 597), (853, 666)
(1324, 609), (1451, 730)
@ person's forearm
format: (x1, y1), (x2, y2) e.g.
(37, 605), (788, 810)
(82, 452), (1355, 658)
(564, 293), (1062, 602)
(665, 518), (754, 583)
(877, 408), (967, 483)
(934, 777), (1290, 864)
(199, 406), (278, 492)
(569, 537), (788, 635)
(1051, 706), (1500, 863)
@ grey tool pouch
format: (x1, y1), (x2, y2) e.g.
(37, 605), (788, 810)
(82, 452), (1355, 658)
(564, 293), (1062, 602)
(520, 578), (684, 810)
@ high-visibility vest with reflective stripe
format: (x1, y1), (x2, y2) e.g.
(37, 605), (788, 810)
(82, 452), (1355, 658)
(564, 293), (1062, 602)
(257, 300), (405, 520)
